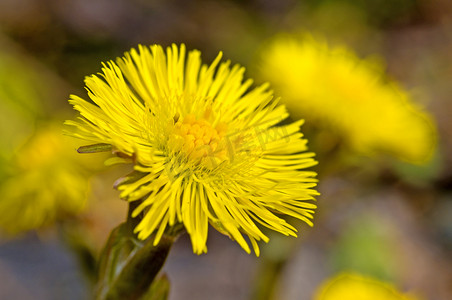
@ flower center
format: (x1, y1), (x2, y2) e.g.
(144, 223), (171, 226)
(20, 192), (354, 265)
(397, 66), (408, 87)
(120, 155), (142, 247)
(168, 113), (228, 168)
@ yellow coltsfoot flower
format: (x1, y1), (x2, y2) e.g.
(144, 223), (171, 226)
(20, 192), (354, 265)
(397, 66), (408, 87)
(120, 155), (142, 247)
(314, 273), (420, 300)
(66, 44), (319, 255)
(0, 124), (97, 235)
(259, 35), (436, 164)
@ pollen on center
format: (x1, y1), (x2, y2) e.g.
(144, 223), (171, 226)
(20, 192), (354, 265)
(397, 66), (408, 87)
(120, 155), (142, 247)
(168, 113), (228, 168)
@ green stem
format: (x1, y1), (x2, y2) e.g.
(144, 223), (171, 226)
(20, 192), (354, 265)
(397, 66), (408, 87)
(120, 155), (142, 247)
(126, 200), (142, 238)
(95, 201), (184, 300)
(99, 234), (174, 300)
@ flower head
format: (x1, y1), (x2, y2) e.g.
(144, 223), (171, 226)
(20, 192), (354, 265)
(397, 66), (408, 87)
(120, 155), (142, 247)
(0, 125), (96, 235)
(259, 35), (436, 164)
(314, 273), (419, 300)
(66, 44), (318, 255)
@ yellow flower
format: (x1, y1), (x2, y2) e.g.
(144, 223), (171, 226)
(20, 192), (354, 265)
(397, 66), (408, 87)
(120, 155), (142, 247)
(0, 125), (96, 235)
(259, 35), (436, 164)
(314, 273), (420, 300)
(66, 44), (319, 255)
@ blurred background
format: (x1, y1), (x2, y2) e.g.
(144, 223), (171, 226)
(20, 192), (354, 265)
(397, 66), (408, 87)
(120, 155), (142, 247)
(0, 0), (451, 299)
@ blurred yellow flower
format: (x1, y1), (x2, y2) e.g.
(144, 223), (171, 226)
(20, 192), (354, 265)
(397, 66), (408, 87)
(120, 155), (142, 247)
(314, 273), (419, 300)
(66, 44), (319, 255)
(259, 35), (436, 164)
(0, 125), (98, 235)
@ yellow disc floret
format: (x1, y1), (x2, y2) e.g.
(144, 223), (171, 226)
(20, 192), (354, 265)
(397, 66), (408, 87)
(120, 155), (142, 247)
(168, 113), (228, 168)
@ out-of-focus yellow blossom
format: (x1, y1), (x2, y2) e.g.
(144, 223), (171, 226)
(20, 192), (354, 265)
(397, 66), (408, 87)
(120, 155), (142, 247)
(66, 44), (319, 255)
(0, 124), (101, 235)
(259, 35), (436, 164)
(0, 34), (71, 161)
(314, 273), (420, 300)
